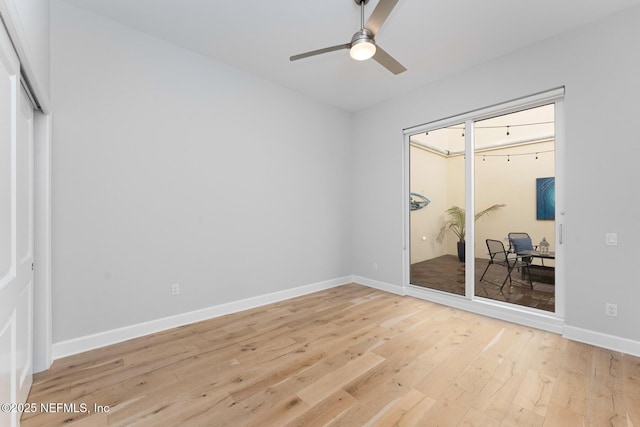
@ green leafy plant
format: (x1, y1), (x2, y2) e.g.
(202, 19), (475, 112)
(436, 204), (506, 243)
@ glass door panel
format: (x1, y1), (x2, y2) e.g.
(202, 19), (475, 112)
(409, 123), (466, 295)
(473, 104), (556, 311)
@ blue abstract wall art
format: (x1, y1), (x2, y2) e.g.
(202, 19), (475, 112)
(536, 177), (555, 220)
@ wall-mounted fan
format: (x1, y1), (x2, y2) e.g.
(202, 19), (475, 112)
(290, 0), (406, 75)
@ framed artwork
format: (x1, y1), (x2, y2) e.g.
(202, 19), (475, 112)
(536, 177), (555, 220)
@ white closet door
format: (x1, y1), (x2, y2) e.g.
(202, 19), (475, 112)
(0, 20), (34, 427)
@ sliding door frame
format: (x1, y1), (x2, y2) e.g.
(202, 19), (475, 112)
(403, 88), (565, 333)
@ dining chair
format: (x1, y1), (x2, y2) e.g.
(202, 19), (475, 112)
(480, 239), (533, 291)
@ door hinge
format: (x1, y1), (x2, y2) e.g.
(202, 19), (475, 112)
(31, 262), (34, 271)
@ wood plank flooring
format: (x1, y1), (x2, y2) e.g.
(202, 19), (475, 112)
(22, 284), (640, 426)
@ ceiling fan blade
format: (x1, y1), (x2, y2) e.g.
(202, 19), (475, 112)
(365, 0), (399, 35)
(372, 46), (406, 74)
(290, 43), (350, 61)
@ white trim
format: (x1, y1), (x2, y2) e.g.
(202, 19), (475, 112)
(553, 98), (566, 318)
(405, 285), (564, 334)
(563, 325), (640, 358)
(52, 276), (352, 359)
(465, 118), (474, 296)
(403, 112), (431, 293)
(401, 131), (410, 293)
(403, 87), (565, 136)
(32, 112), (51, 372)
(50, 276), (640, 362)
(352, 276), (405, 296)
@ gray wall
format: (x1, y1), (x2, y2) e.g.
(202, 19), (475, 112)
(352, 5), (640, 343)
(51, 2), (353, 342)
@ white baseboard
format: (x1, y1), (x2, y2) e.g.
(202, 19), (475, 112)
(563, 325), (640, 358)
(53, 275), (640, 361)
(351, 275), (405, 296)
(404, 285), (640, 357)
(53, 276), (352, 360)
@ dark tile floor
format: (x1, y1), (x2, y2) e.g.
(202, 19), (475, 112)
(410, 254), (555, 312)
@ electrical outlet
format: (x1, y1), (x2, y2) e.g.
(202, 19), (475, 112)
(606, 303), (618, 317)
(171, 283), (181, 296)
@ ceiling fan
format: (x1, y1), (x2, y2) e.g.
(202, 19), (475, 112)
(290, 0), (406, 75)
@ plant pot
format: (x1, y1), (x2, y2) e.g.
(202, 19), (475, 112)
(457, 241), (465, 262)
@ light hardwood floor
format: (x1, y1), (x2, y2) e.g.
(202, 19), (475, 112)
(23, 284), (640, 426)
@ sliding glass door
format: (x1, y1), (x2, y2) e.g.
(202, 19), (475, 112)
(406, 89), (563, 318)
(473, 105), (556, 312)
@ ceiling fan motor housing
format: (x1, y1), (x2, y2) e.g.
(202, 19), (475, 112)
(351, 28), (375, 45)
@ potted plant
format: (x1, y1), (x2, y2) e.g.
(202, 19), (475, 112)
(436, 204), (506, 262)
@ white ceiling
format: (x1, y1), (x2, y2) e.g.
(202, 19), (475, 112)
(60, 0), (640, 112)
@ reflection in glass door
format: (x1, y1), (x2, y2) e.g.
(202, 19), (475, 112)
(473, 104), (556, 312)
(409, 123), (466, 295)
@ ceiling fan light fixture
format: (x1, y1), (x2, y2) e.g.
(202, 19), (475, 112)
(350, 39), (376, 60)
(349, 29), (376, 61)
